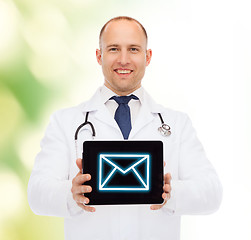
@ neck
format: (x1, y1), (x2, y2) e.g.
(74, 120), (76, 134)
(104, 83), (141, 96)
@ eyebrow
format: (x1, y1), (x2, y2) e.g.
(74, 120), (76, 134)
(106, 44), (119, 49)
(106, 44), (142, 49)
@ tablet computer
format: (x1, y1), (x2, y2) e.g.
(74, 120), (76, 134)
(82, 140), (164, 205)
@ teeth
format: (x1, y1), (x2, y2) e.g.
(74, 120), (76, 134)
(116, 69), (131, 74)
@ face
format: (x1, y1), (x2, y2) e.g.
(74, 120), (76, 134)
(96, 20), (152, 96)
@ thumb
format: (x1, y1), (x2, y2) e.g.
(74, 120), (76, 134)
(76, 158), (82, 172)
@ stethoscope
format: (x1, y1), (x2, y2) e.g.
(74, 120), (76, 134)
(74, 112), (171, 158)
(157, 113), (171, 137)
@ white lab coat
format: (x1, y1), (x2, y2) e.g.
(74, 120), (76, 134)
(28, 87), (222, 240)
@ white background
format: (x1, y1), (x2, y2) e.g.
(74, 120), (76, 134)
(67, 0), (250, 239)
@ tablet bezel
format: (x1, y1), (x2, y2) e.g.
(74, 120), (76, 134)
(82, 140), (164, 205)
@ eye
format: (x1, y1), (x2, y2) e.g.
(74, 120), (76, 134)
(130, 48), (139, 53)
(109, 48), (118, 52)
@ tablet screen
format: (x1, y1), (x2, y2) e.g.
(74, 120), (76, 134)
(82, 140), (164, 205)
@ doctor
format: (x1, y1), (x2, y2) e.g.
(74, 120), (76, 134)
(28, 16), (222, 240)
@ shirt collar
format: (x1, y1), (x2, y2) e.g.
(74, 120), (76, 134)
(78, 85), (165, 113)
(100, 85), (143, 104)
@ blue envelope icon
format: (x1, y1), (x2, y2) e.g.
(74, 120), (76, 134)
(98, 154), (150, 191)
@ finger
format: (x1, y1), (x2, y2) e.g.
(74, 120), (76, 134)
(74, 194), (90, 205)
(163, 184), (171, 193)
(150, 199), (167, 210)
(164, 161), (166, 167)
(162, 192), (171, 200)
(76, 158), (82, 172)
(72, 185), (92, 195)
(77, 203), (96, 212)
(150, 205), (162, 210)
(164, 173), (172, 184)
(72, 174), (91, 185)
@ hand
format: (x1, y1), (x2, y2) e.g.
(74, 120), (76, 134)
(150, 162), (172, 210)
(71, 158), (96, 212)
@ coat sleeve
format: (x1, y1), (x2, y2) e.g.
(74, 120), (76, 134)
(163, 114), (223, 216)
(27, 111), (82, 217)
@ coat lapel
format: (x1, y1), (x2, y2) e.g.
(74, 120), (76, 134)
(129, 90), (166, 139)
(79, 87), (120, 131)
(129, 103), (154, 138)
(94, 105), (119, 130)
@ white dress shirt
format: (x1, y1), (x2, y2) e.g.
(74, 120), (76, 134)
(100, 85), (143, 126)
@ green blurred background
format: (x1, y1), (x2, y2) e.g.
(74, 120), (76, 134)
(0, 0), (143, 239)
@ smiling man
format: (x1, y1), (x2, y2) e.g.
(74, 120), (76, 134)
(96, 18), (152, 96)
(28, 16), (222, 240)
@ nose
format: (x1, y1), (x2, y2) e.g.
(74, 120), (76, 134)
(117, 49), (130, 65)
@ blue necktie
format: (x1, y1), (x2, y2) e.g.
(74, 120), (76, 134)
(110, 95), (139, 139)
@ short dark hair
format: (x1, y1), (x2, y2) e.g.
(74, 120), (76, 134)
(99, 16), (148, 49)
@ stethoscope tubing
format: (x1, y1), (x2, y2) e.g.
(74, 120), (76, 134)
(74, 112), (171, 159)
(74, 112), (96, 140)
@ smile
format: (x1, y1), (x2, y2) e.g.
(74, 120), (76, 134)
(114, 69), (133, 74)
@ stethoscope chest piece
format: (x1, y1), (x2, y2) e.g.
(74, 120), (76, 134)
(157, 113), (171, 137)
(158, 123), (171, 137)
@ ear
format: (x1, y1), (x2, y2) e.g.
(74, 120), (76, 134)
(96, 49), (102, 65)
(146, 49), (152, 66)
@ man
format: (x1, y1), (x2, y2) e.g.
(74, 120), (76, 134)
(28, 16), (222, 240)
